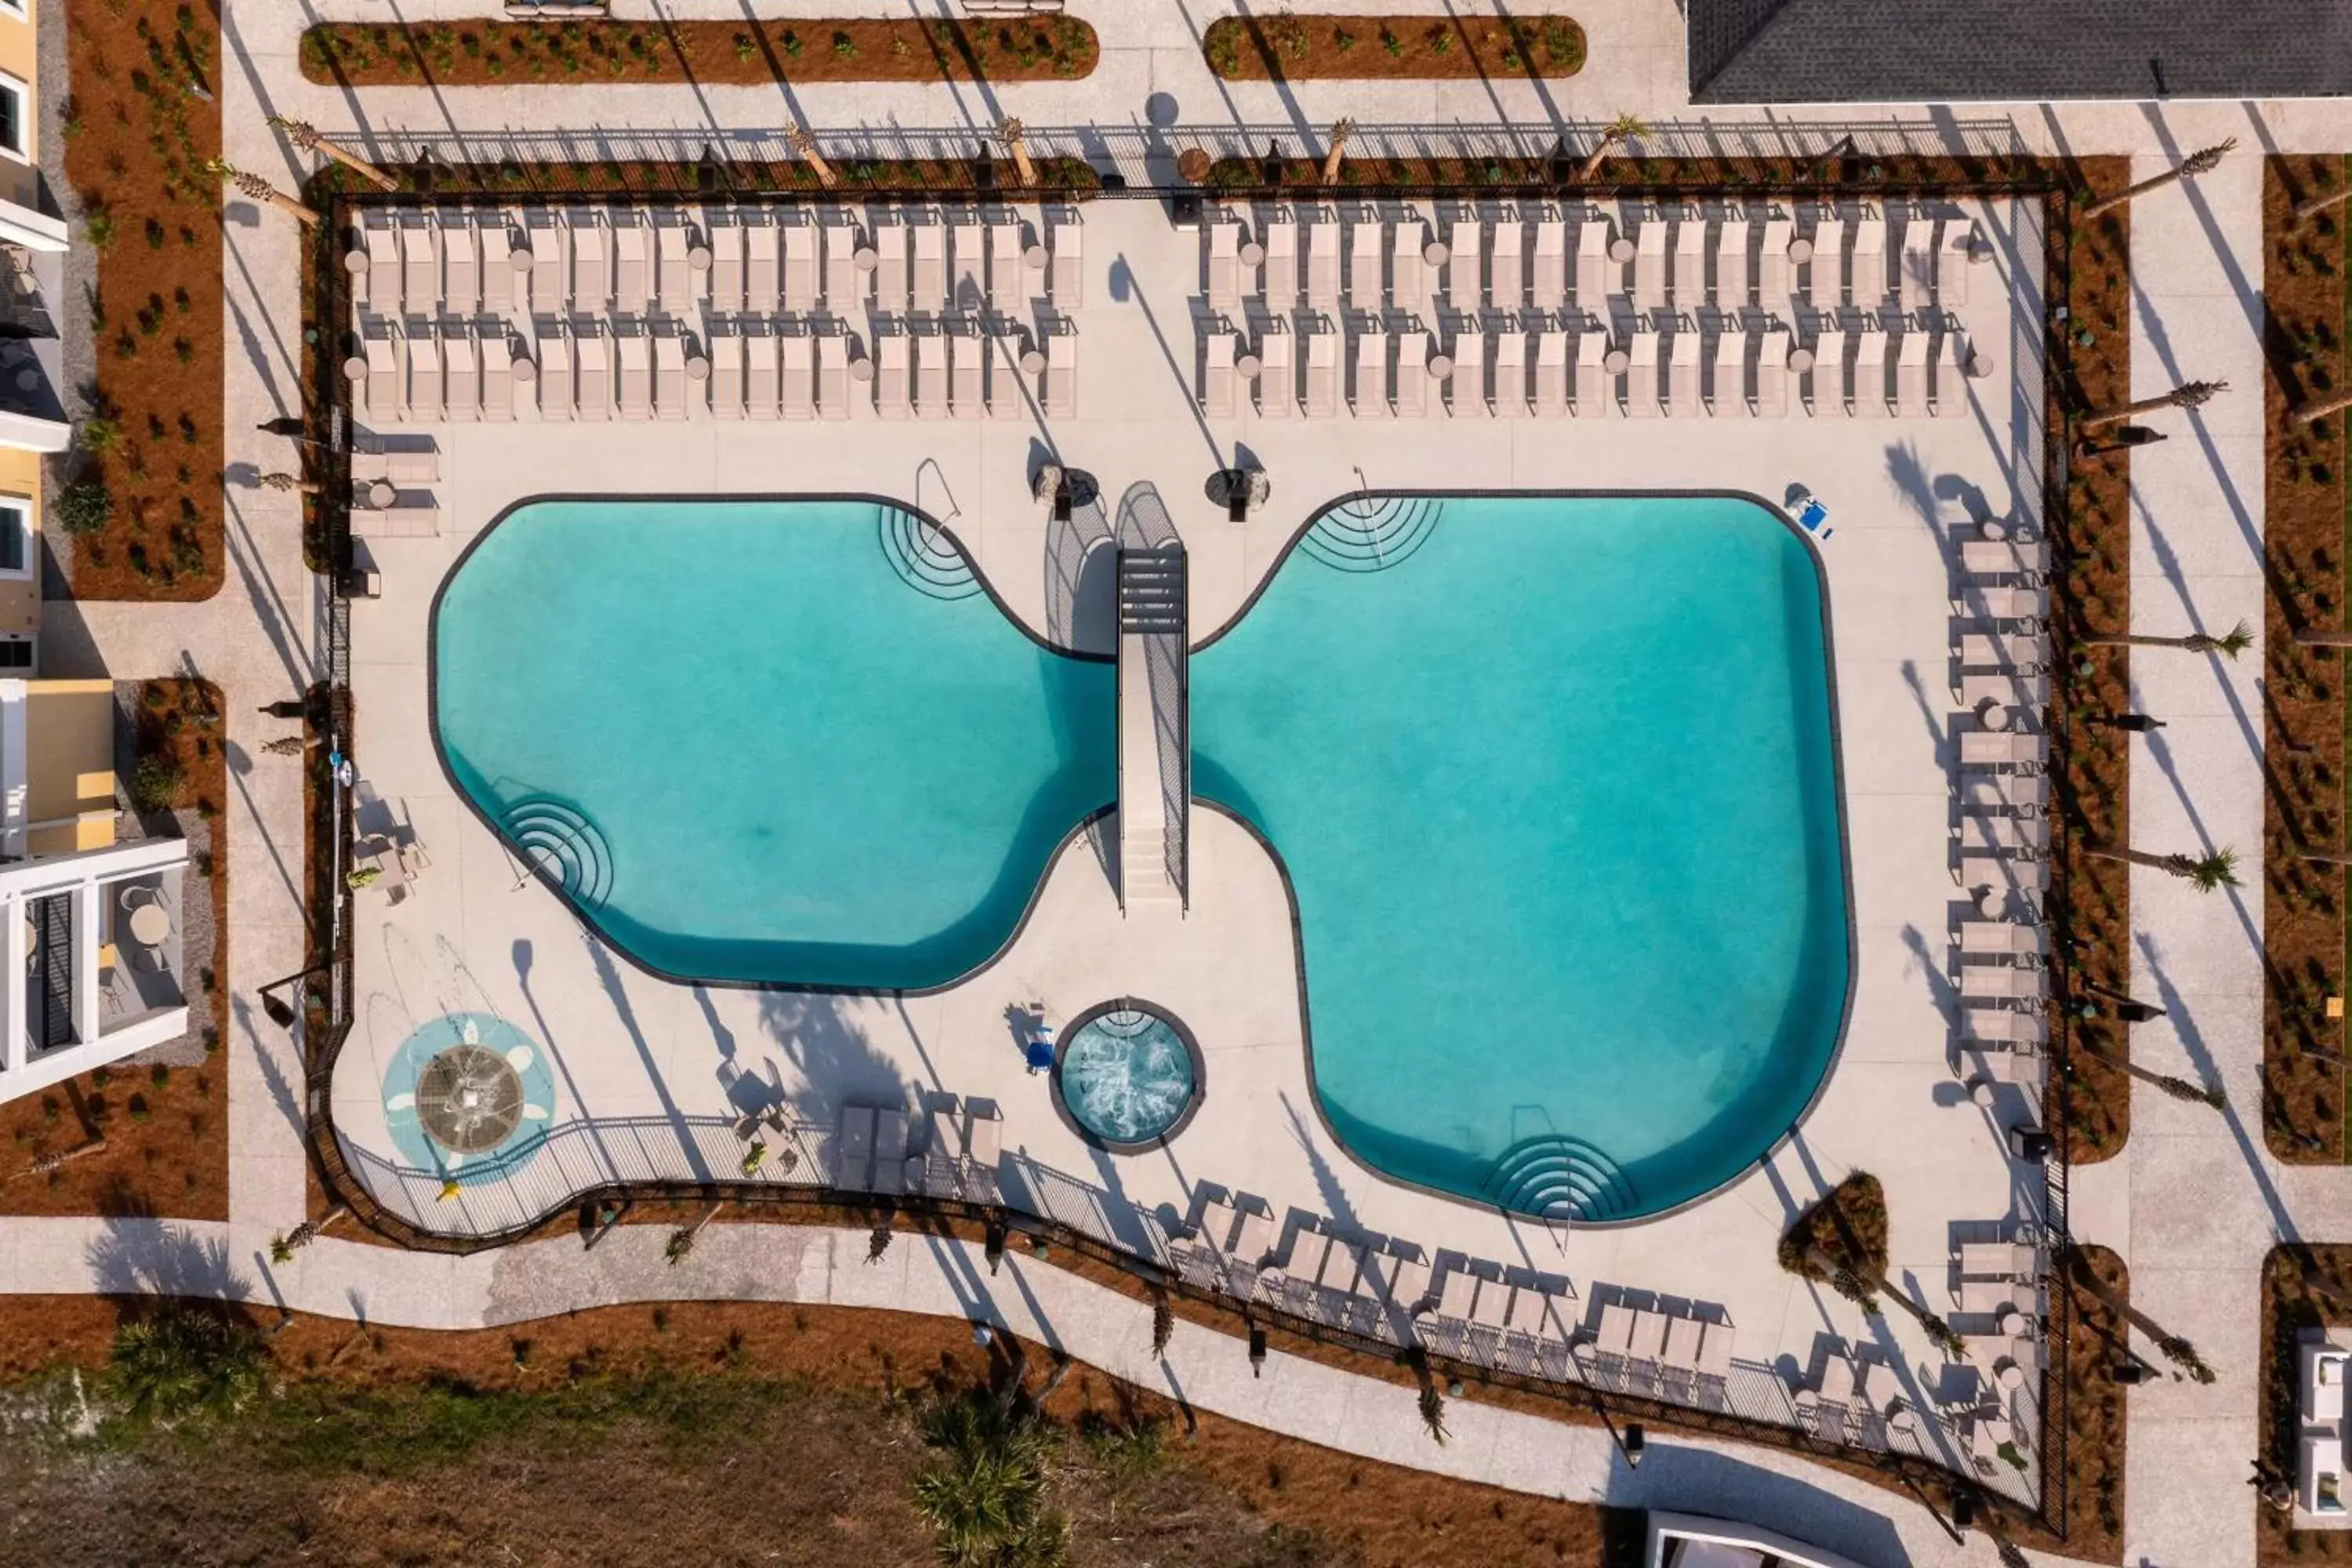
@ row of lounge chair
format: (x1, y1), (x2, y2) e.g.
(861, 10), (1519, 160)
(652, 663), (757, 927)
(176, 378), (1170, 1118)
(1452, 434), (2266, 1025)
(358, 325), (514, 423)
(834, 1097), (1001, 1200)
(355, 206), (1083, 322)
(1210, 201), (1976, 318)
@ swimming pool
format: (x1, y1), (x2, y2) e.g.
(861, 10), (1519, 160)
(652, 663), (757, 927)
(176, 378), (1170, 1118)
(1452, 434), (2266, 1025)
(1191, 494), (1851, 1221)
(433, 498), (1112, 990)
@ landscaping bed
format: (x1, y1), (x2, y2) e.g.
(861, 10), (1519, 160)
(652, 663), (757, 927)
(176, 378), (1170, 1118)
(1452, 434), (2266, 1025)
(59, 0), (224, 600)
(300, 15), (1095, 89)
(1203, 149), (2051, 198)
(1203, 12), (1584, 80)
(311, 154), (1100, 208)
(2058, 1246), (2129, 1553)
(2260, 154), (2350, 1162)
(2262, 1245), (2352, 1562)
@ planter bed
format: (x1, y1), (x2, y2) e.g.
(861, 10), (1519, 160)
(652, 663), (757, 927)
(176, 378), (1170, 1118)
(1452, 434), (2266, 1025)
(1203, 12), (1584, 80)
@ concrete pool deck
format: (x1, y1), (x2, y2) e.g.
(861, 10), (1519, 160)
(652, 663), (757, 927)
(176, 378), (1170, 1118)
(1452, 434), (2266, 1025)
(329, 185), (2050, 1489)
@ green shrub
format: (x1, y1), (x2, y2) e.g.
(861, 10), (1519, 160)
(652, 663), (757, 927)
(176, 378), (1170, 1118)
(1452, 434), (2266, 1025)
(129, 751), (185, 812)
(107, 1301), (270, 1427)
(56, 481), (114, 535)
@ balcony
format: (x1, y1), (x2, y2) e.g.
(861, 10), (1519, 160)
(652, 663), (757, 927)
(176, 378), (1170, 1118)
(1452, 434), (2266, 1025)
(0, 241), (65, 452)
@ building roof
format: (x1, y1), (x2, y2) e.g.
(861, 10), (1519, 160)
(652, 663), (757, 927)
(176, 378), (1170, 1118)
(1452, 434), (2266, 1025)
(1688, 0), (2352, 104)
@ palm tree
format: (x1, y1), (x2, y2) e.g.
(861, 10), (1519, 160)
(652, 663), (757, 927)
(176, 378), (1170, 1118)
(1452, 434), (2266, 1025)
(664, 1199), (726, 1265)
(2080, 378), (2227, 431)
(2081, 139), (2235, 220)
(267, 1202), (349, 1264)
(1802, 1244), (1966, 1357)
(910, 1392), (1069, 1568)
(2085, 843), (2240, 891)
(2070, 1035), (2225, 1109)
(108, 1303), (272, 1425)
(1579, 113), (1648, 182)
(2064, 1247), (2215, 1381)
(267, 115), (400, 192)
(204, 158), (321, 228)
(2299, 627), (2352, 648)
(2082, 620), (2252, 659)
(2296, 183), (2352, 226)
(997, 118), (1036, 188)
(259, 471), (321, 497)
(1320, 118), (1354, 186)
(2295, 388), (2352, 427)
(784, 122), (837, 189)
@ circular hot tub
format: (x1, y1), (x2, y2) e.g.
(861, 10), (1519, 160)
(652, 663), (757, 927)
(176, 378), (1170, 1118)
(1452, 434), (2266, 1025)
(1053, 1000), (1203, 1151)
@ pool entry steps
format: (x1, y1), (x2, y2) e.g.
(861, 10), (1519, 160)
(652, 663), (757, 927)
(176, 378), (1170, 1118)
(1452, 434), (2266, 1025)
(1116, 545), (1189, 912)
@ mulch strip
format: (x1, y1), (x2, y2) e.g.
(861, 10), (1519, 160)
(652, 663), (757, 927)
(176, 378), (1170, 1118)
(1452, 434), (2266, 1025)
(2261, 1246), (2352, 1563)
(1203, 12), (1584, 81)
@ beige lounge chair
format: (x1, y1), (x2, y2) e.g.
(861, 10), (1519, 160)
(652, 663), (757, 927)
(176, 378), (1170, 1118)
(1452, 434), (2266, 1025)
(1264, 217), (1298, 310)
(365, 222), (400, 313)
(1760, 216), (1793, 301)
(966, 1105), (1002, 1174)
(653, 334), (686, 421)
(989, 221), (1022, 309)
(402, 220), (439, 311)
(1957, 632), (2051, 670)
(916, 333), (949, 419)
(1936, 335), (1972, 419)
(877, 335), (910, 419)
(1960, 964), (2042, 1003)
(1714, 327), (1748, 415)
(783, 224), (817, 312)
(1853, 332), (1888, 417)
(1962, 1007), (2045, 1047)
(782, 336), (815, 420)
(913, 226), (946, 312)
(1960, 920), (2045, 956)
(1396, 332), (1429, 417)
(538, 329), (573, 419)
(1231, 1206), (1275, 1268)
(1668, 331), (1700, 416)
(1897, 332), (1932, 416)
(1809, 216), (1845, 310)
(1573, 332), (1610, 417)
(527, 216), (564, 314)
(443, 222), (478, 314)
(824, 223), (858, 307)
(1939, 220), (1974, 306)
(445, 330), (479, 420)
(1532, 217), (1566, 308)
(745, 332), (779, 419)
(1046, 332), (1076, 419)
(1963, 586), (2045, 620)
(1209, 220), (1241, 312)
(613, 221), (650, 313)
(1491, 218), (1525, 308)
(1389, 1256), (1432, 1316)
(479, 221), (512, 313)
(364, 332), (399, 421)
(818, 336), (851, 422)
(1348, 217), (1383, 312)
(1535, 329), (1568, 416)
(950, 220), (983, 311)
(952, 331), (983, 419)
(1850, 216), (1886, 308)
(1049, 219), (1083, 306)
(405, 331), (442, 421)
(1352, 330), (1386, 418)
(836, 1105), (875, 1191)
(617, 333), (653, 420)
(1634, 220), (1667, 309)
(481, 333), (513, 422)
(1961, 814), (2049, 852)
(1450, 330), (1485, 418)
(986, 331), (1025, 419)
(1305, 331), (1338, 417)
(1446, 217), (1482, 310)
(872, 1109), (908, 1196)
(1716, 216), (1751, 307)
(1306, 217), (1340, 310)
(1961, 672), (2049, 711)
(1900, 217), (1936, 310)
(1757, 331), (1791, 415)
(1392, 219), (1425, 310)
(1259, 328), (1294, 417)
(874, 224), (907, 311)
(1959, 1242), (2039, 1281)
(1810, 328), (1848, 416)
(1574, 220), (1610, 307)
(710, 332), (743, 419)
(1628, 332), (1660, 416)
(652, 225), (688, 311)
(1959, 731), (2045, 768)
(1670, 217), (1704, 307)
(1436, 1264), (1478, 1320)
(1492, 330), (1525, 418)
(746, 222), (780, 311)
(1203, 332), (1236, 418)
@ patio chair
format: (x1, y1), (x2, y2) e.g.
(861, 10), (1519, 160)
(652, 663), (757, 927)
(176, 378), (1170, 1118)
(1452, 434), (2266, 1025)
(1491, 218), (1525, 308)
(1962, 585), (2045, 621)
(1897, 332), (1932, 417)
(1307, 218), (1341, 310)
(913, 225), (946, 312)
(1535, 329), (1568, 416)
(405, 330), (442, 421)
(1809, 216), (1845, 310)
(1352, 329), (1387, 418)
(1634, 220), (1668, 310)
(1209, 220), (1241, 312)
(1492, 329), (1526, 419)
(1853, 332), (1889, 416)
(1396, 332), (1429, 418)
(1810, 328), (1849, 416)
(1049, 218), (1083, 306)
(953, 330), (984, 419)
(1046, 332), (1076, 419)
(1392, 219), (1426, 311)
(1264, 217), (1298, 310)
(781, 336), (815, 420)
(1667, 331), (1700, 416)
(1232, 1205), (1275, 1268)
(364, 221), (400, 313)
(656, 224), (691, 312)
(1959, 1242), (2040, 1281)
(364, 332), (400, 422)
(401, 219), (440, 311)
(1670, 216), (1704, 308)
(530, 216), (565, 313)
(1448, 217), (1483, 310)
(1960, 813), (2050, 852)
(710, 332), (743, 419)
(1715, 216), (1751, 307)
(989, 221), (1022, 309)
(1434, 1263), (1478, 1321)
(875, 336), (913, 419)
(1202, 332), (1236, 419)
(944, 220), (979, 312)
(1850, 215), (1886, 309)
(986, 330), (1025, 419)
(1900, 216), (1936, 310)
(1348, 217), (1383, 312)
(1627, 332), (1660, 416)
(782, 223), (817, 312)
(653, 334), (686, 421)
(745, 332), (780, 419)
(1573, 333), (1610, 418)
(442, 222), (478, 314)
(1962, 1007), (2045, 1047)
(818, 336), (851, 422)
(873, 1109), (908, 1196)
(1573, 220), (1611, 307)
(616, 332), (653, 420)
(1531, 216), (1566, 308)
(613, 220), (649, 313)
(836, 1105), (876, 1190)
(874, 223), (907, 311)
(1936, 334), (1973, 419)
(481, 333), (513, 423)
(1958, 853), (2050, 894)
(481, 220), (514, 313)
(1939, 219), (1974, 307)
(539, 328), (574, 419)
(1957, 632), (2051, 670)
(445, 330), (479, 421)
(1960, 672), (2049, 712)
(1305, 331), (1339, 418)
(1958, 732), (2045, 771)
(1259, 327), (1294, 417)
(746, 222), (780, 311)
(911, 333), (945, 419)
(823, 222), (859, 307)
(1759, 216), (1794, 302)
(1713, 327), (1748, 416)
(1960, 920), (2046, 956)
(1450, 330), (1486, 418)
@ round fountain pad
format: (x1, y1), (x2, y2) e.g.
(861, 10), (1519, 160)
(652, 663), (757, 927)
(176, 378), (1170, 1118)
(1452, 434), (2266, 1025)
(414, 1044), (525, 1153)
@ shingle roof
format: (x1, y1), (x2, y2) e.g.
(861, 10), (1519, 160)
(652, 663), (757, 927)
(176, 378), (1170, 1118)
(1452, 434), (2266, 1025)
(1689, 0), (2352, 103)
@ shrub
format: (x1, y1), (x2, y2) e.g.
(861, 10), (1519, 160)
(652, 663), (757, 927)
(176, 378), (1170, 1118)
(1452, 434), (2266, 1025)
(56, 481), (115, 535)
(107, 1301), (270, 1427)
(911, 1394), (1068, 1567)
(129, 751), (186, 811)
(85, 212), (116, 249)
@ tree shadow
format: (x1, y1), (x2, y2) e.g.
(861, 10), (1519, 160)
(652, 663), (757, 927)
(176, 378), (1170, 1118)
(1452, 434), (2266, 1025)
(755, 990), (911, 1123)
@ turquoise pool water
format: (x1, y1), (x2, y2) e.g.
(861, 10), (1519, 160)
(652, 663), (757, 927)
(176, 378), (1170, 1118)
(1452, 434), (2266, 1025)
(433, 499), (1112, 989)
(1191, 495), (1849, 1221)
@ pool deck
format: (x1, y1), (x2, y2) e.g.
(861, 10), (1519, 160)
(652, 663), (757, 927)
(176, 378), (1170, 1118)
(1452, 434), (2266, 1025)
(333, 186), (2049, 1484)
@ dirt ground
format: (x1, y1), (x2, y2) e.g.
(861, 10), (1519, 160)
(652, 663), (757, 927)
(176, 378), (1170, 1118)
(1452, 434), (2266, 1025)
(60, 0), (226, 600)
(0, 1294), (1624, 1568)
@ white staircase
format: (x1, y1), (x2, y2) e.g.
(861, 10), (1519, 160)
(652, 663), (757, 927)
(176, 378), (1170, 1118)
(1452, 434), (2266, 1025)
(1116, 547), (1186, 912)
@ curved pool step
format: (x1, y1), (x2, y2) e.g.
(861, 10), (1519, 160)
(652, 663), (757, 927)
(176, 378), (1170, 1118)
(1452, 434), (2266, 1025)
(1300, 495), (1443, 573)
(877, 506), (983, 601)
(502, 799), (615, 910)
(1483, 1134), (1639, 1225)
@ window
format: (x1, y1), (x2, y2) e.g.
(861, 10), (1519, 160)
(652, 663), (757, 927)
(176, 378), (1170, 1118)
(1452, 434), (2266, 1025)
(0, 639), (33, 670)
(0, 496), (26, 579)
(0, 74), (25, 164)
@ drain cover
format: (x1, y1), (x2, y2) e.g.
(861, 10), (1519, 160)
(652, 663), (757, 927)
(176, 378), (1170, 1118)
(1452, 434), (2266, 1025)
(414, 1044), (524, 1153)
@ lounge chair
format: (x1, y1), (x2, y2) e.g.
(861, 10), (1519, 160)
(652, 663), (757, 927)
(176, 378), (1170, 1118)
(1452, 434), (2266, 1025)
(916, 332), (949, 419)
(818, 336), (851, 422)
(1939, 220), (1973, 306)
(1809, 216), (1845, 310)
(1960, 812), (2050, 853)
(1209, 220), (1241, 312)
(714, 223), (748, 310)
(1258, 328), (1295, 416)
(1490, 218), (1524, 307)
(986, 330), (1024, 419)
(746, 332), (780, 419)
(653, 334), (686, 420)
(1628, 332), (1660, 416)
(825, 223), (859, 307)
(1961, 673), (2049, 713)
(402, 219), (439, 311)
(1573, 332), (1610, 417)
(1201, 332), (1236, 418)
(443, 222), (478, 314)
(782, 336), (815, 420)
(1760, 216), (1794, 302)
(872, 1109), (908, 1196)
(913, 226), (946, 311)
(1713, 327), (1748, 415)
(1493, 330), (1526, 418)
(950, 220), (983, 311)
(481, 333), (513, 422)
(1447, 217), (1482, 309)
(614, 221), (650, 313)
(1305, 332), (1339, 418)
(1307, 218), (1341, 310)
(877, 335), (911, 419)
(363, 332), (399, 421)
(1850, 215), (1886, 309)
(1962, 1008), (2045, 1047)
(1352, 330), (1388, 418)
(1959, 731), (2045, 768)
(1633, 220), (1666, 309)
(1392, 219), (1425, 310)
(1265, 217), (1298, 310)
(1532, 217), (1566, 308)
(1959, 1242), (2040, 1281)
(562, 324), (604, 420)
(1348, 217), (1383, 312)
(1810, 328), (1848, 416)
(965, 1105), (1002, 1177)
(989, 221), (1022, 309)
(783, 224), (818, 312)
(1396, 332), (1428, 417)
(836, 1105), (876, 1190)
(1388, 1256), (1432, 1316)
(1963, 586), (2045, 621)
(1314, 1236), (1363, 1297)
(445, 330), (479, 419)
(1715, 216), (1751, 307)
(538, 328), (573, 419)
(1668, 331), (1700, 416)
(1853, 332), (1888, 417)
(1757, 331), (1790, 416)
(1900, 216), (1935, 310)
(1962, 539), (2051, 580)
(1435, 1264), (1478, 1321)
(710, 332), (743, 419)
(1046, 332), (1076, 419)
(617, 332), (654, 419)
(1936, 334), (1972, 419)
(1535, 329), (1568, 416)
(656, 224), (691, 311)
(1049, 219), (1083, 306)
(1574, 220), (1611, 307)
(1959, 965), (2042, 1002)
(1897, 332), (1932, 416)
(1957, 632), (2051, 670)
(953, 331), (984, 419)
(1232, 1207), (1275, 1269)
(874, 224), (907, 311)
(1670, 216), (1704, 307)
(746, 222), (780, 311)
(1192, 1196), (1240, 1257)
(365, 221), (400, 313)
(405, 330), (442, 420)
(1961, 920), (2046, 956)
(1451, 330), (1486, 418)
(480, 221), (513, 313)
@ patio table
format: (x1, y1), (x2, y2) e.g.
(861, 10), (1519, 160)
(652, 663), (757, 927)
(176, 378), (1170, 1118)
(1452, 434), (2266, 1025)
(342, 356), (368, 383)
(851, 356), (876, 383)
(1424, 241), (1450, 268)
(1019, 348), (1047, 376)
(1603, 348), (1631, 376)
(127, 902), (169, 948)
(688, 244), (712, 273)
(1239, 240), (1265, 268)
(1428, 354), (1455, 381)
(1788, 347), (1816, 374)
(514, 356), (539, 385)
(1236, 354), (1262, 379)
(509, 246), (535, 275)
(1023, 244), (1048, 271)
(1609, 236), (1635, 264)
(686, 354), (710, 381)
(1788, 237), (1815, 265)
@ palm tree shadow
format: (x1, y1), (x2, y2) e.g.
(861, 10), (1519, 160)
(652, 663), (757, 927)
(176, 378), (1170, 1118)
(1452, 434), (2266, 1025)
(1279, 1090), (1360, 1235)
(756, 991), (911, 1122)
(85, 1203), (247, 1306)
(2135, 931), (2298, 1242)
(1897, 658), (1954, 771)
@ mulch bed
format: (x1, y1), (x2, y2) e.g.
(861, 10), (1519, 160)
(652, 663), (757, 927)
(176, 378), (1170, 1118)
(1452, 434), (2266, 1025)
(1203, 12), (1584, 80)
(2261, 1245), (2352, 1563)
(300, 15), (1096, 89)
(311, 156), (1101, 208)
(2261, 155), (2350, 1162)
(2056, 1246), (2130, 1554)
(60, 0), (224, 601)
(1204, 149), (2050, 197)
(0, 1058), (223, 1219)
(2047, 158), (2136, 1163)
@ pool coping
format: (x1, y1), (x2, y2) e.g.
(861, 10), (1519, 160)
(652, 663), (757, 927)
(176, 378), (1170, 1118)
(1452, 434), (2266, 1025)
(422, 490), (1113, 1000)
(1192, 488), (1862, 1230)
(1047, 996), (1210, 1153)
